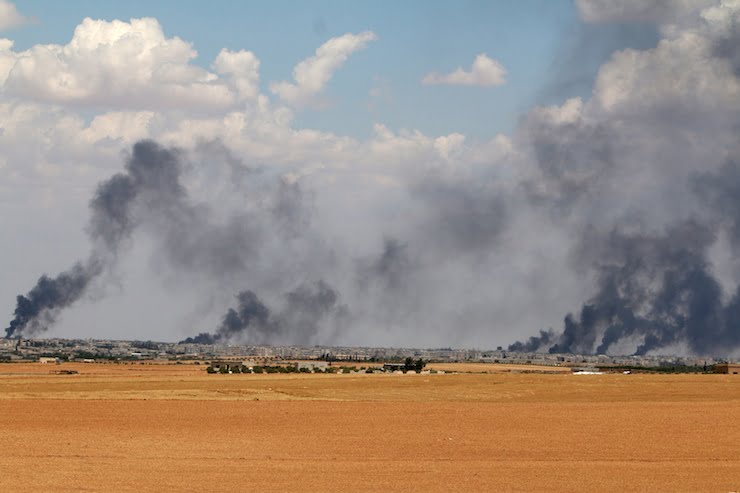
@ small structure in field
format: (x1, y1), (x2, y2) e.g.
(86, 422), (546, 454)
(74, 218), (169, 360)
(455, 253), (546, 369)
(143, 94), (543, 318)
(209, 361), (237, 372)
(715, 363), (740, 374)
(38, 357), (60, 364)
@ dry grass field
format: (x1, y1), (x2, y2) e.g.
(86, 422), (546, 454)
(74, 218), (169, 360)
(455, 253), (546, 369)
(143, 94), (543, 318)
(426, 362), (571, 373)
(0, 362), (738, 492)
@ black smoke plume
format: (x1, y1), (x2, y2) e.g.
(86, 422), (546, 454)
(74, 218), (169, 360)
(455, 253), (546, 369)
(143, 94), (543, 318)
(181, 280), (345, 345)
(509, 221), (740, 356)
(508, 329), (556, 353)
(5, 141), (198, 337)
(182, 290), (270, 345)
(5, 261), (102, 338)
(6, 138), (326, 340)
(4, 142), (172, 337)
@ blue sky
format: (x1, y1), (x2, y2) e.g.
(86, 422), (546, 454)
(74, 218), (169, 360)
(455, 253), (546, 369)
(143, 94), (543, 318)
(7, 0), (659, 140)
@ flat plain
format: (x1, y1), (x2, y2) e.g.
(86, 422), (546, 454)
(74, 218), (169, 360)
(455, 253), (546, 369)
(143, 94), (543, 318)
(0, 362), (738, 492)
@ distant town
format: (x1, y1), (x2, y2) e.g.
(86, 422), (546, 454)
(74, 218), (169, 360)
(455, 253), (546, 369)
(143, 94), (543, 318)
(0, 337), (732, 371)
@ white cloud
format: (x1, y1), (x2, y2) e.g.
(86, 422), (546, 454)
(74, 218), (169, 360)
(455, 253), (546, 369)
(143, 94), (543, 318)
(434, 133), (466, 160)
(0, 17), (261, 111)
(213, 48), (260, 101)
(270, 31), (377, 106)
(0, 0), (31, 31)
(591, 22), (740, 115)
(422, 53), (506, 87)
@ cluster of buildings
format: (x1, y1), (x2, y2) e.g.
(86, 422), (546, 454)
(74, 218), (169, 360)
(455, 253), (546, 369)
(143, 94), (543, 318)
(0, 337), (731, 370)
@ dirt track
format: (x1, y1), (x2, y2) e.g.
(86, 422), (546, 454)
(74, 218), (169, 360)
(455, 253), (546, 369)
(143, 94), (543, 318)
(0, 363), (738, 492)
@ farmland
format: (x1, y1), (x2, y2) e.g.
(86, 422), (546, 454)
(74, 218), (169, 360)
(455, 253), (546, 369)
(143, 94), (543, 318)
(0, 362), (738, 492)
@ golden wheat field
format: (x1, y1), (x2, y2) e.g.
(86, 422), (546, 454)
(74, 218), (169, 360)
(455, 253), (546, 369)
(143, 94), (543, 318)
(0, 362), (738, 492)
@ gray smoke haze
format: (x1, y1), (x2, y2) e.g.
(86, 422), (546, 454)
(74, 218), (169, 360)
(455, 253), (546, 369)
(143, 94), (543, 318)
(539, 22), (659, 105)
(5, 2), (740, 356)
(522, 110), (616, 213)
(693, 158), (740, 246)
(364, 237), (410, 291)
(714, 16), (740, 76)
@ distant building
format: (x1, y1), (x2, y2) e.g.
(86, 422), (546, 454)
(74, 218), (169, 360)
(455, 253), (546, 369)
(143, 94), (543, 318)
(715, 363), (740, 374)
(38, 357), (59, 364)
(209, 361), (236, 372)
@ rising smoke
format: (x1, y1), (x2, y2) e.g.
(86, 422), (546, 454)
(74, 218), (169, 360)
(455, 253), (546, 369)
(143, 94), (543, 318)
(5, 261), (102, 338)
(510, 221), (740, 355)
(2, 140), (165, 338)
(181, 281), (346, 345)
(6, 142), (170, 336)
(5, 140), (306, 339)
(5, 1), (740, 356)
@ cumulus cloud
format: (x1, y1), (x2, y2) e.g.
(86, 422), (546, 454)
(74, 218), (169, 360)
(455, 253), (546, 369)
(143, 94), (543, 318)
(0, 0), (31, 31)
(422, 53), (506, 87)
(0, 17), (260, 111)
(213, 49), (260, 101)
(270, 31), (377, 106)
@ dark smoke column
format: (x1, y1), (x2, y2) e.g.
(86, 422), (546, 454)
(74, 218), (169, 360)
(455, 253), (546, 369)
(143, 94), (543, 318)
(5, 261), (101, 338)
(4, 140), (179, 338)
(180, 281), (346, 346)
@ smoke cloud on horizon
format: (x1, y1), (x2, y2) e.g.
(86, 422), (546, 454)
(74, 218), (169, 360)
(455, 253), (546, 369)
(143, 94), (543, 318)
(4, 1), (740, 357)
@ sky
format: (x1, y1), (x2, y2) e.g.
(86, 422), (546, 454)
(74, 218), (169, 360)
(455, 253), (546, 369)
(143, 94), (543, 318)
(5, 0), (656, 139)
(1, 0), (740, 356)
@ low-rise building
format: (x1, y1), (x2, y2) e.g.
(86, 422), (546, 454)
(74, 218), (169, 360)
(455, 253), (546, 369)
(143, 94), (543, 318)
(715, 363), (740, 374)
